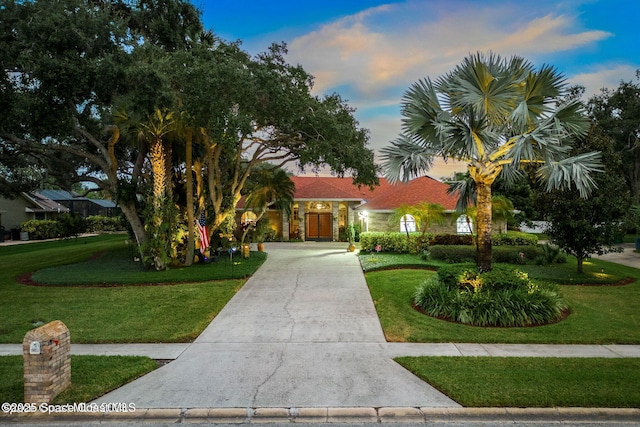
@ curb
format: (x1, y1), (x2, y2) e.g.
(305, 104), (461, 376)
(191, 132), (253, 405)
(2, 407), (640, 424)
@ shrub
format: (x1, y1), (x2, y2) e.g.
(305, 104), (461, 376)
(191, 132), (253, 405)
(414, 266), (568, 327)
(427, 245), (543, 264)
(56, 213), (86, 237)
(359, 232), (431, 254)
(535, 243), (568, 265)
(85, 215), (126, 232)
(427, 245), (476, 263)
(492, 231), (538, 246)
(429, 234), (473, 245)
(20, 220), (59, 240)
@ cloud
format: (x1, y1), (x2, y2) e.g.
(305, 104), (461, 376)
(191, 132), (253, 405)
(568, 64), (639, 97)
(284, 0), (623, 178)
(288, 1), (612, 101)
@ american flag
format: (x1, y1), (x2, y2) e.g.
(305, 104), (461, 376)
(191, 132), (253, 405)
(197, 213), (209, 249)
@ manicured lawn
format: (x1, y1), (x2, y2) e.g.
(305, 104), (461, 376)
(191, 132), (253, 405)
(0, 355), (157, 404)
(365, 259), (640, 343)
(0, 235), (266, 343)
(396, 356), (640, 407)
(359, 252), (438, 272)
(30, 240), (266, 285)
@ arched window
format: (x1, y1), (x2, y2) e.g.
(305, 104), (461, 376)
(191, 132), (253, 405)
(241, 211), (257, 224)
(456, 215), (473, 234)
(400, 214), (416, 233)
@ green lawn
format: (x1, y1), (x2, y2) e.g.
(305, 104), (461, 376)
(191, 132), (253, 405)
(0, 235), (265, 343)
(365, 258), (640, 343)
(0, 355), (157, 404)
(396, 357), (640, 407)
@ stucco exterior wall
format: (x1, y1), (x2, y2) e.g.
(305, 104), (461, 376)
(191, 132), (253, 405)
(365, 211), (507, 235)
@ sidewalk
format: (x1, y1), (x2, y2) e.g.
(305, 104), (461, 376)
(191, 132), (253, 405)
(2, 342), (640, 359)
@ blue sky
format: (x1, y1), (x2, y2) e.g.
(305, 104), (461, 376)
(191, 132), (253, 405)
(195, 0), (640, 178)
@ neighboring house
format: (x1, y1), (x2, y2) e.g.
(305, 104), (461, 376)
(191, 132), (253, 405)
(37, 190), (119, 218)
(0, 190), (119, 240)
(0, 192), (70, 237)
(239, 175), (506, 242)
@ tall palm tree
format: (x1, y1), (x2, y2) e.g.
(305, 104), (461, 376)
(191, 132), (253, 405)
(381, 52), (602, 271)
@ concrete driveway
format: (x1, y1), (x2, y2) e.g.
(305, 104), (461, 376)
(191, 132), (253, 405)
(95, 242), (459, 408)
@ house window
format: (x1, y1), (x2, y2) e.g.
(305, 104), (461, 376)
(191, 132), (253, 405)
(457, 215), (473, 234)
(241, 211), (257, 224)
(400, 214), (416, 233)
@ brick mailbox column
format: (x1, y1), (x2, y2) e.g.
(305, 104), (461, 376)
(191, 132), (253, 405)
(23, 320), (71, 404)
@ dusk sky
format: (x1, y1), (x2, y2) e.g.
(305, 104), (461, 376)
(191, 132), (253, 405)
(195, 0), (640, 179)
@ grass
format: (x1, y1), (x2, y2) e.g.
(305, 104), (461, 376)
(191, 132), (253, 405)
(0, 355), (157, 404)
(365, 259), (640, 343)
(395, 356), (640, 407)
(0, 235), (266, 343)
(359, 252), (437, 272)
(30, 241), (266, 285)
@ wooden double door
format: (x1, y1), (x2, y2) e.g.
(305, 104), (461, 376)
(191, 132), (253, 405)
(306, 213), (333, 240)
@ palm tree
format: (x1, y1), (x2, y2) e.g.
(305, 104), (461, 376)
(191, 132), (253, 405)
(413, 202), (446, 236)
(381, 52), (602, 271)
(241, 168), (295, 245)
(389, 204), (417, 240)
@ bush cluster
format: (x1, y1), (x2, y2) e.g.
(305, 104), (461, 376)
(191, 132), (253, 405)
(85, 215), (127, 232)
(21, 215), (126, 240)
(414, 264), (568, 327)
(359, 232), (432, 254)
(360, 231), (537, 255)
(20, 220), (60, 240)
(427, 245), (543, 264)
(492, 231), (538, 246)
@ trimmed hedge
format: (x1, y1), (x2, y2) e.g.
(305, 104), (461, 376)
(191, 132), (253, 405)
(427, 245), (544, 264)
(493, 231), (538, 246)
(20, 220), (60, 240)
(360, 231), (538, 255)
(359, 232), (431, 254)
(85, 215), (126, 232)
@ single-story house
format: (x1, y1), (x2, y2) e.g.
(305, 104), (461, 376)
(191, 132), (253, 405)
(0, 192), (70, 238)
(37, 190), (119, 218)
(238, 175), (508, 242)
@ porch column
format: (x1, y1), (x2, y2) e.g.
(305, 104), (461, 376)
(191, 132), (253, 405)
(332, 201), (339, 241)
(281, 209), (290, 241)
(298, 202), (305, 241)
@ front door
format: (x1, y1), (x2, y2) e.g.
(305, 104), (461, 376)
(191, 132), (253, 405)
(306, 213), (332, 240)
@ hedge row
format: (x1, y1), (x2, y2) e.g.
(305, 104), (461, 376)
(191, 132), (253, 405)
(427, 245), (544, 264)
(20, 220), (61, 240)
(360, 231), (537, 254)
(359, 232), (431, 254)
(20, 215), (126, 240)
(492, 231), (538, 246)
(85, 215), (127, 232)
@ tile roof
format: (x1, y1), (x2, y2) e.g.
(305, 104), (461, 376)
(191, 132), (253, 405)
(290, 176), (458, 211)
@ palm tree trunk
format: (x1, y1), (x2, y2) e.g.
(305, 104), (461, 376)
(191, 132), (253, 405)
(149, 137), (166, 214)
(476, 181), (493, 271)
(185, 130), (195, 266)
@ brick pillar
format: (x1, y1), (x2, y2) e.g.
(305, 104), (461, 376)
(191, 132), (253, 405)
(332, 202), (339, 241)
(298, 202), (305, 241)
(23, 320), (71, 404)
(281, 209), (290, 241)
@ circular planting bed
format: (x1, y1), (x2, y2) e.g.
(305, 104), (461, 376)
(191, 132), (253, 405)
(413, 263), (569, 327)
